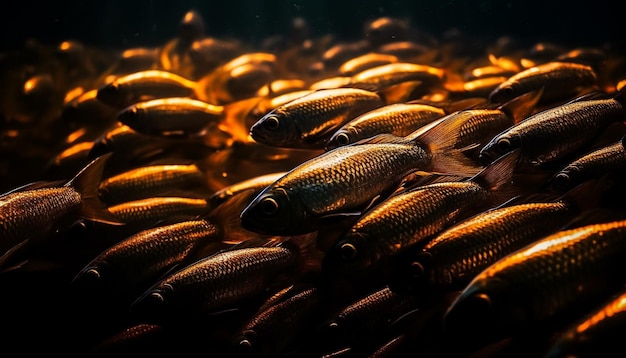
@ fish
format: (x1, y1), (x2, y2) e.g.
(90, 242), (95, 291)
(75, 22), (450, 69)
(343, 62), (446, 93)
(207, 171), (288, 210)
(98, 162), (212, 205)
(479, 90), (626, 166)
(115, 97), (226, 138)
(443, 219), (626, 349)
(240, 111), (484, 236)
(249, 87), (384, 149)
(71, 219), (222, 295)
(488, 61), (598, 104)
(130, 234), (320, 322)
(543, 287), (626, 358)
(232, 287), (322, 357)
(319, 286), (420, 346)
(199, 52), (278, 105)
(338, 52), (399, 76)
(0, 153), (123, 271)
(549, 134), (626, 192)
(322, 150), (520, 275)
(387, 179), (605, 296)
(106, 196), (212, 227)
(95, 70), (206, 109)
(324, 102), (446, 150)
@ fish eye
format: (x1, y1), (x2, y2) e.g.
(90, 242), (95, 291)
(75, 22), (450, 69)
(340, 243), (358, 261)
(496, 137), (512, 152)
(334, 132), (351, 146)
(264, 115), (280, 130)
(259, 197), (279, 215)
(552, 172), (571, 190)
(501, 86), (514, 96)
(410, 261), (425, 280)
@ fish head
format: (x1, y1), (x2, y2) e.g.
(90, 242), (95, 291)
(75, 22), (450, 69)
(249, 108), (300, 147)
(232, 329), (263, 357)
(240, 186), (313, 235)
(71, 260), (117, 291)
(117, 105), (147, 133)
(488, 81), (522, 104)
(387, 252), (433, 295)
(96, 80), (128, 108)
(322, 232), (378, 275)
(443, 275), (526, 338)
(478, 132), (522, 166)
(130, 282), (176, 321)
(325, 128), (358, 151)
(549, 167), (580, 192)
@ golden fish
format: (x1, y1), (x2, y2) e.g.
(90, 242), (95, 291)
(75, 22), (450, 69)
(250, 87), (384, 149)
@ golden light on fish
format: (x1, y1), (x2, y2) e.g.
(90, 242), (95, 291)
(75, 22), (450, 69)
(576, 294), (626, 333)
(64, 86), (86, 104)
(484, 226), (599, 278)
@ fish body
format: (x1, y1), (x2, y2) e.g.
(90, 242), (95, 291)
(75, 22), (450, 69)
(250, 87), (384, 149)
(389, 200), (578, 295)
(339, 53), (399, 76)
(325, 103), (446, 150)
(131, 244), (298, 320)
(323, 151), (519, 274)
(479, 92), (626, 166)
(444, 220), (626, 341)
(98, 163), (208, 205)
(116, 97), (225, 137)
(544, 288), (626, 358)
(488, 61), (598, 104)
(96, 70), (201, 109)
(241, 112), (483, 236)
(72, 219), (221, 292)
(550, 135), (626, 191)
(344, 62), (445, 93)
(233, 287), (321, 357)
(107, 197), (210, 226)
(0, 154), (121, 269)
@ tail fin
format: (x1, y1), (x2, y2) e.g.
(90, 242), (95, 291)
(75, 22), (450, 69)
(498, 89), (543, 124)
(410, 113), (484, 177)
(66, 153), (125, 225)
(470, 150), (522, 206)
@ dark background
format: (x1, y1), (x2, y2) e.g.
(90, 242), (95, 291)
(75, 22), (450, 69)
(0, 0), (621, 51)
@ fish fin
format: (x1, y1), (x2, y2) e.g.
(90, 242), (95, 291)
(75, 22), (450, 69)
(413, 114), (484, 177)
(498, 89), (543, 124)
(0, 239), (30, 272)
(66, 153), (125, 225)
(207, 187), (275, 244)
(1, 180), (66, 197)
(280, 232), (324, 275)
(351, 133), (411, 145)
(556, 177), (608, 212)
(342, 81), (385, 93)
(470, 150), (523, 206)
(563, 207), (626, 230)
(441, 97), (489, 113)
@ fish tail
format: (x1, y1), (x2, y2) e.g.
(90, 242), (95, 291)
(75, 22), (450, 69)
(471, 150), (522, 202)
(207, 188), (272, 245)
(498, 89), (543, 124)
(281, 233), (324, 275)
(414, 114), (483, 177)
(65, 153), (125, 225)
(613, 86), (626, 106)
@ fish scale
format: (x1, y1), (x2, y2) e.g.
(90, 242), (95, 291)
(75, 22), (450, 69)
(445, 220), (626, 336)
(132, 245), (298, 319)
(288, 143), (429, 216)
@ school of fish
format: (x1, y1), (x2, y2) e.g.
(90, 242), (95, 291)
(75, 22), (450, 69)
(2, 10), (626, 357)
